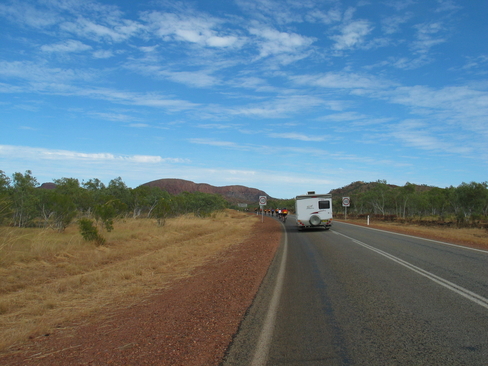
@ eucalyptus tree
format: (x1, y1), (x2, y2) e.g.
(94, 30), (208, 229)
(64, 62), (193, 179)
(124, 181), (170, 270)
(423, 187), (450, 217)
(129, 186), (170, 218)
(38, 189), (77, 231)
(362, 180), (392, 216)
(144, 187), (171, 218)
(93, 199), (127, 232)
(53, 177), (86, 209)
(453, 182), (488, 222)
(81, 178), (107, 213)
(397, 182), (416, 218)
(0, 170), (9, 193)
(152, 197), (172, 226)
(0, 171), (11, 224)
(11, 170), (39, 227)
(189, 192), (227, 217)
(106, 177), (131, 208)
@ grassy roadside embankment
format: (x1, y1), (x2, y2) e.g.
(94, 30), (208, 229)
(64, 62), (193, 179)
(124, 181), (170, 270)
(0, 210), (258, 352)
(335, 218), (488, 250)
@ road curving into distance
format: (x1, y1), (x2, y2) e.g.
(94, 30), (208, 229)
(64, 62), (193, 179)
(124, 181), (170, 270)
(223, 216), (488, 365)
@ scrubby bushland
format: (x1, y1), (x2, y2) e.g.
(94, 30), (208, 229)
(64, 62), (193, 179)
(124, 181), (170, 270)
(0, 171), (229, 236)
(332, 180), (488, 228)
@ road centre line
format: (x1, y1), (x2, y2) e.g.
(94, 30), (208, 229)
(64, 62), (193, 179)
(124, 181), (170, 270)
(334, 231), (488, 311)
(250, 221), (288, 366)
(336, 221), (488, 254)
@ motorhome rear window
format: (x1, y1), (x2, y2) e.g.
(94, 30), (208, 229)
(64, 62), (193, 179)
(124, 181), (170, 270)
(319, 200), (330, 209)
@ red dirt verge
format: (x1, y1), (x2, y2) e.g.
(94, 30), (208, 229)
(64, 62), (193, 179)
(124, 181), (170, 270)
(0, 216), (282, 366)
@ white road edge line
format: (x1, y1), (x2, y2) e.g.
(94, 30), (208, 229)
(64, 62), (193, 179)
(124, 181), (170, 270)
(250, 222), (288, 366)
(334, 231), (488, 311)
(336, 221), (488, 254)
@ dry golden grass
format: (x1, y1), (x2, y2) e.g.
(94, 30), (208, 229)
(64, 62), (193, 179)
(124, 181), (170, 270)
(337, 218), (488, 249)
(0, 210), (258, 352)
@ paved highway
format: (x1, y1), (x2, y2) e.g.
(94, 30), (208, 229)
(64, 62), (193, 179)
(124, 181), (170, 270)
(223, 217), (488, 365)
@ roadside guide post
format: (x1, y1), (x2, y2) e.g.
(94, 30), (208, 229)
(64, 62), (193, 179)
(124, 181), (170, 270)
(259, 196), (267, 223)
(342, 197), (350, 220)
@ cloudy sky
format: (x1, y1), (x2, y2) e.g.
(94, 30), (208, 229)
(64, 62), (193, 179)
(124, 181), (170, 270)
(1, 0), (487, 198)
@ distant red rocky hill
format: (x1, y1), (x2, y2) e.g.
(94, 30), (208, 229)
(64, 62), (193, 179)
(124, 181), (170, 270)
(38, 182), (57, 190)
(142, 179), (271, 204)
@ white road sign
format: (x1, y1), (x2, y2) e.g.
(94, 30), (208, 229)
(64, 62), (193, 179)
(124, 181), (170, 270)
(259, 196), (267, 205)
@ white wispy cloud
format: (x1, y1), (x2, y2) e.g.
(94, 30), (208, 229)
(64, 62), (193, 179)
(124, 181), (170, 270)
(268, 133), (326, 142)
(388, 120), (473, 155)
(142, 11), (242, 48)
(384, 0), (417, 11)
(330, 19), (374, 51)
(435, 0), (462, 13)
(0, 145), (186, 164)
(40, 39), (92, 53)
(159, 70), (220, 88)
(188, 138), (285, 156)
(0, 61), (96, 83)
(89, 112), (138, 122)
(290, 71), (391, 90)
(306, 8), (342, 24)
(388, 55), (433, 70)
(0, 1), (60, 28)
(387, 85), (488, 130)
(381, 12), (413, 34)
(461, 55), (488, 71)
(235, 0), (308, 24)
(60, 16), (143, 43)
(248, 25), (315, 59)
(188, 138), (238, 149)
(92, 49), (114, 58)
(0, 0), (143, 44)
(229, 76), (274, 92)
(197, 123), (240, 130)
(319, 112), (368, 121)
(412, 22), (446, 54)
(0, 64), (200, 111)
(230, 94), (327, 118)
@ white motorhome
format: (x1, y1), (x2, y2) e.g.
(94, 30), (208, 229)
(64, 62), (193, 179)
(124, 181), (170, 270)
(295, 191), (333, 231)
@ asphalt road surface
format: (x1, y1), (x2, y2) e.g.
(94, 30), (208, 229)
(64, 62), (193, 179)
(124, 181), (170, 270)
(222, 217), (488, 365)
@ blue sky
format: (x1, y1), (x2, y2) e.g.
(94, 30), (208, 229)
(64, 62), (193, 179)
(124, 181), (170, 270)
(1, 0), (487, 199)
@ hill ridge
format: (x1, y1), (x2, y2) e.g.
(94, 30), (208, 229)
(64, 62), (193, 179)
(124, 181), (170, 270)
(142, 178), (271, 204)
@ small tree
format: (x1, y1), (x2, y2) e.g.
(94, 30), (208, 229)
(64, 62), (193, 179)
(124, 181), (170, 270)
(152, 197), (172, 226)
(398, 182), (416, 219)
(38, 190), (77, 231)
(93, 199), (127, 232)
(51, 193), (77, 231)
(11, 170), (39, 227)
(0, 171), (11, 225)
(78, 218), (105, 245)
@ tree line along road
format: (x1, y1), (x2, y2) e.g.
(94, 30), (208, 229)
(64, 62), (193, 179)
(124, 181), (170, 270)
(222, 217), (488, 365)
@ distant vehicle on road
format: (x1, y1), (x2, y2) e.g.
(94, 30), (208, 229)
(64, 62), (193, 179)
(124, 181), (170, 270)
(295, 191), (332, 231)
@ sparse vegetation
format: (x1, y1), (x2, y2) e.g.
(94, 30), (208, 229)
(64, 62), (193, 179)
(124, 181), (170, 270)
(0, 170), (236, 352)
(332, 180), (488, 229)
(0, 170), (486, 353)
(0, 171), (229, 232)
(0, 210), (257, 352)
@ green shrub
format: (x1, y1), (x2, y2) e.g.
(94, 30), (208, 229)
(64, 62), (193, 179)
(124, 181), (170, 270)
(78, 218), (105, 245)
